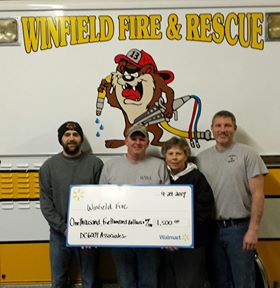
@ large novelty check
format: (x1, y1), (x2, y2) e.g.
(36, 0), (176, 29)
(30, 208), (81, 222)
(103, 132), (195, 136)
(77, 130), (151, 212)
(67, 184), (193, 248)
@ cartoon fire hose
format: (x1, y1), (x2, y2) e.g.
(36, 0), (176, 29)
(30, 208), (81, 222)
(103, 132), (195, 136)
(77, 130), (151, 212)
(132, 95), (212, 148)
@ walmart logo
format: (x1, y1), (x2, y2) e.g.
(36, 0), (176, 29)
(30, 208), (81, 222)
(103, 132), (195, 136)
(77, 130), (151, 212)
(159, 235), (181, 240)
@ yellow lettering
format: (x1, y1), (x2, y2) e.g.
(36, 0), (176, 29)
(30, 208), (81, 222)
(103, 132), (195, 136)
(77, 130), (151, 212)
(166, 14), (182, 40)
(21, 12), (263, 53)
(186, 14), (200, 41)
(46, 17), (60, 48)
(119, 15), (162, 40)
(69, 17), (77, 45)
(118, 15), (129, 40)
(89, 16), (99, 42)
(200, 14), (212, 42)
(21, 17), (40, 53)
(150, 15), (162, 39)
(129, 16), (137, 40)
(238, 13), (250, 48)
(58, 16), (70, 47)
(38, 17), (48, 50)
(89, 16), (114, 42)
(77, 16), (89, 44)
(99, 16), (114, 41)
(251, 13), (264, 50)
(212, 13), (225, 44)
(225, 13), (238, 46)
(23, 15), (116, 51)
(136, 15), (149, 39)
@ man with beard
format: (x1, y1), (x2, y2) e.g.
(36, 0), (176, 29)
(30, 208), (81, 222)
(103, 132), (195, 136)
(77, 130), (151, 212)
(40, 121), (103, 288)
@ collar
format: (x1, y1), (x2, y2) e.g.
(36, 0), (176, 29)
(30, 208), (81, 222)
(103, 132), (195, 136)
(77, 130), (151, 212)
(168, 162), (197, 181)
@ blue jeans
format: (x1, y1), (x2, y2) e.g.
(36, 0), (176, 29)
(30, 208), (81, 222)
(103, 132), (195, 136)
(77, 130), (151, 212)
(208, 221), (255, 288)
(50, 229), (97, 288)
(112, 248), (160, 288)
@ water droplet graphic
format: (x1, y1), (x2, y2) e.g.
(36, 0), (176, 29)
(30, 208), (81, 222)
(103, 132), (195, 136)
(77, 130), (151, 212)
(100, 124), (104, 130)
(95, 118), (100, 124)
(96, 131), (100, 137)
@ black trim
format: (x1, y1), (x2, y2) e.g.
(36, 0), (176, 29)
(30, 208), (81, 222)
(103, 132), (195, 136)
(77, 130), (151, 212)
(265, 195), (280, 199)
(0, 169), (39, 172)
(259, 238), (280, 241)
(261, 155), (280, 167)
(0, 198), (39, 202)
(0, 240), (49, 244)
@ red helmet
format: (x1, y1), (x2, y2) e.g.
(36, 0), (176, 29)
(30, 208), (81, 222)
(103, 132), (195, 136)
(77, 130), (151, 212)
(115, 48), (174, 84)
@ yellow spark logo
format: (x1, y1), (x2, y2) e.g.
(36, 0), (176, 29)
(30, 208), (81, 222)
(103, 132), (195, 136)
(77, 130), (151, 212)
(73, 188), (84, 201)
(181, 234), (189, 242)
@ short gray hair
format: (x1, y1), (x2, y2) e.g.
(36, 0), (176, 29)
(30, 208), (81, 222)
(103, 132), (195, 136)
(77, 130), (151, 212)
(212, 110), (236, 126)
(161, 137), (191, 157)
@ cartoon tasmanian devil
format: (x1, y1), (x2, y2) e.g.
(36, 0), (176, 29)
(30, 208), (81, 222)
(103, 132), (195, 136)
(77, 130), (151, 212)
(98, 48), (174, 148)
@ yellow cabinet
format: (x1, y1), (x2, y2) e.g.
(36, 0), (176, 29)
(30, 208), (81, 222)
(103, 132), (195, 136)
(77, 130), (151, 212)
(0, 243), (51, 284)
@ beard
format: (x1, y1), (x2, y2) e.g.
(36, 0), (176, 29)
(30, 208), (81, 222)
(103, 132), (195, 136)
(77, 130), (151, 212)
(62, 141), (82, 156)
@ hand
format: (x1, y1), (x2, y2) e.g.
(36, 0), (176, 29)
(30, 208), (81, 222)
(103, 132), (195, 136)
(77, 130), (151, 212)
(243, 229), (258, 251)
(97, 78), (110, 93)
(164, 106), (173, 119)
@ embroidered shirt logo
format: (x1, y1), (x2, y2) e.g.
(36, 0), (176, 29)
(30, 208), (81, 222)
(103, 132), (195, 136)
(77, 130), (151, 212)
(140, 176), (152, 181)
(227, 154), (237, 163)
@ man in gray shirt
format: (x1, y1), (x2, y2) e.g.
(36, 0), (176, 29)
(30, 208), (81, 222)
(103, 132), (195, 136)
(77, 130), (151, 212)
(40, 121), (103, 288)
(197, 110), (268, 288)
(99, 124), (169, 288)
